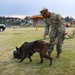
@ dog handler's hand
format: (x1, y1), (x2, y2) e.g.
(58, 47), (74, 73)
(62, 32), (67, 35)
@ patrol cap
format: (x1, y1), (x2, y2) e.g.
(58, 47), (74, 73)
(40, 8), (48, 16)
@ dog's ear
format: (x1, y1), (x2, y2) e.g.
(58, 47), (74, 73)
(16, 46), (18, 51)
(25, 42), (27, 44)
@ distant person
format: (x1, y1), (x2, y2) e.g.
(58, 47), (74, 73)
(40, 8), (66, 58)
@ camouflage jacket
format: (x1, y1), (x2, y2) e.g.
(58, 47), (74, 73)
(44, 12), (66, 35)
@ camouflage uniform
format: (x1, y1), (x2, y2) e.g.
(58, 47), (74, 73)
(43, 12), (66, 53)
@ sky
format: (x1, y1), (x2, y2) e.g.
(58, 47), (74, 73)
(0, 0), (75, 19)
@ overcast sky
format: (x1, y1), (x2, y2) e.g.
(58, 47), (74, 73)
(0, 0), (75, 18)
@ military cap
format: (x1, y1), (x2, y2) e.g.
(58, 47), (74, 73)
(40, 8), (48, 16)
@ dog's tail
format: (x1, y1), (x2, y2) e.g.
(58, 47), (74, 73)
(47, 38), (57, 47)
(47, 38), (57, 46)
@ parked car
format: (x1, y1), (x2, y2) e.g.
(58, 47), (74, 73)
(0, 24), (6, 32)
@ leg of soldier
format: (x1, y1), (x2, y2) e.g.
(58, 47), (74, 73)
(56, 31), (65, 58)
(48, 29), (57, 57)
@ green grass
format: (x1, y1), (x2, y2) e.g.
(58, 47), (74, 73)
(0, 27), (75, 75)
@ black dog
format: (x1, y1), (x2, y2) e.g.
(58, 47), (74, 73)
(16, 40), (53, 66)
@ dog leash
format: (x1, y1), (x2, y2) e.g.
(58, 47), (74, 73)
(38, 29), (75, 41)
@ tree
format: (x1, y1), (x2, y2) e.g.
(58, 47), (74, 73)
(64, 16), (70, 22)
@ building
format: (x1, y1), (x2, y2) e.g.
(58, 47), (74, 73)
(29, 15), (45, 26)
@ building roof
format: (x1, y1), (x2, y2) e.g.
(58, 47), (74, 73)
(29, 15), (43, 19)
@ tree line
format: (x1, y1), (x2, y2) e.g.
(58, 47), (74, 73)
(0, 16), (75, 27)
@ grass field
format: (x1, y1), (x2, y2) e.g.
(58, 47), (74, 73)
(0, 27), (75, 75)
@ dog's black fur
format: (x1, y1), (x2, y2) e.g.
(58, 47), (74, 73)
(16, 40), (53, 66)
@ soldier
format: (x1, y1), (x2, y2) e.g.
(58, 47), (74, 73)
(40, 8), (66, 58)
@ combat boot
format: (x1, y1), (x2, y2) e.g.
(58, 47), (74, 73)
(56, 53), (60, 58)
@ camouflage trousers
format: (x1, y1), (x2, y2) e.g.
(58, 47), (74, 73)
(48, 29), (65, 53)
